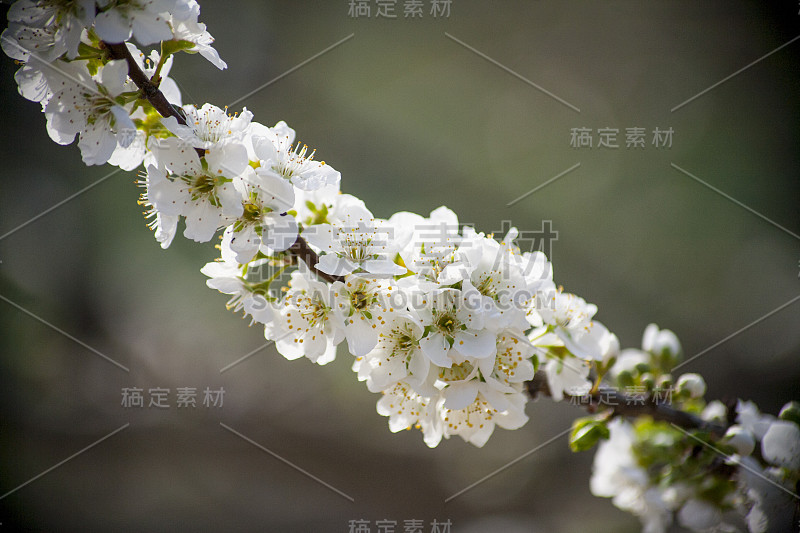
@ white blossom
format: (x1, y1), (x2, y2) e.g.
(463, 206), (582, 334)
(9, 50), (91, 107)
(528, 327), (591, 401)
(740, 457), (798, 533)
(591, 420), (674, 533)
(169, 1), (226, 70)
(2, 0), (94, 60)
(542, 357), (591, 402)
(761, 420), (800, 470)
(146, 136), (248, 243)
(94, 0), (179, 45)
(161, 103), (253, 151)
(200, 246), (275, 326)
(266, 268), (345, 365)
(377, 381), (443, 448)
(389, 206), (461, 282)
(224, 167), (298, 264)
(138, 160), (179, 248)
(737, 400), (776, 441)
(43, 59), (136, 166)
(331, 274), (395, 357)
(353, 312), (429, 394)
(450, 227), (531, 331)
(560, 319), (619, 362)
(292, 183), (342, 226)
(304, 202), (406, 277)
(642, 323), (681, 359)
(107, 45), (181, 170)
(413, 287), (497, 368)
(251, 121), (340, 191)
(479, 330), (536, 391)
(701, 400), (729, 425)
(440, 388), (528, 447)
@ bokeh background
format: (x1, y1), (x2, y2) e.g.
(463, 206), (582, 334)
(1, 1), (799, 531)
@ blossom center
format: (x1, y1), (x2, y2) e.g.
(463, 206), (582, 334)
(475, 274), (497, 297)
(338, 227), (378, 264)
(434, 311), (459, 336)
(273, 142), (316, 179)
(292, 292), (328, 327)
(387, 323), (417, 357)
(181, 172), (225, 205)
(350, 289), (369, 311)
(193, 106), (238, 143)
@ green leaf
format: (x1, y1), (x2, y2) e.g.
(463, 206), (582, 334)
(74, 42), (103, 60)
(161, 39), (197, 57)
(569, 417), (610, 452)
(86, 59), (100, 77)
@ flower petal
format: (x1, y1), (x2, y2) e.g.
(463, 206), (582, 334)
(419, 332), (451, 367)
(453, 330), (497, 359)
(345, 315), (378, 357)
(94, 10), (132, 44)
(443, 382), (479, 410)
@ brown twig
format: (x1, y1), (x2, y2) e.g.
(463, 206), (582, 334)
(526, 370), (727, 437)
(103, 42), (187, 125)
(288, 235), (343, 284)
(103, 41), (207, 159)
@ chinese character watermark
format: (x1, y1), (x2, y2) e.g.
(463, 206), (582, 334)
(347, 519), (452, 533)
(121, 386), (225, 408)
(567, 387), (674, 407)
(496, 219), (558, 262)
(570, 127), (674, 149)
(348, 0), (452, 19)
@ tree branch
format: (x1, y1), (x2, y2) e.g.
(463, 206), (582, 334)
(526, 370), (727, 437)
(101, 40), (344, 283)
(103, 41), (188, 128)
(288, 235), (343, 284)
(105, 41), (730, 422)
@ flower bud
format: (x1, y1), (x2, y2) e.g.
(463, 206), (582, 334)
(657, 374), (672, 391)
(616, 369), (634, 388)
(642, 323), (682, 369)
(723, 426), (755, 456)
(676, 373), (706, 399)
(702, 400), (728, 423)
(778, 401), (800, 427)
(762, 420), (800, 470)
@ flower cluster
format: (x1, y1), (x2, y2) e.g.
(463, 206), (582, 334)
(590, 327), (800, 533)
(205, 183), (620, 448)
(2, 0), (621, 448)
(4, 2), (798, 532)
(1, 0), (223, 167)
(592, 403), (800, 533)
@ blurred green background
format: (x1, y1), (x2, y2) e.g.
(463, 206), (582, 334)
(1, 1), (799, 531)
